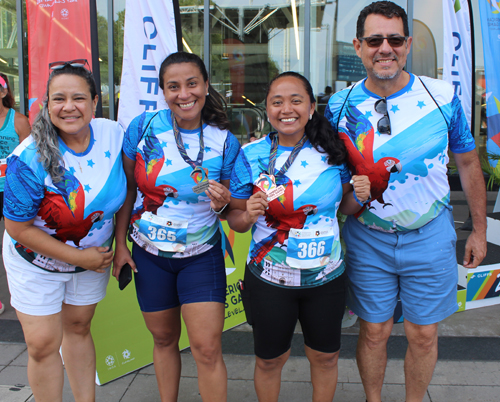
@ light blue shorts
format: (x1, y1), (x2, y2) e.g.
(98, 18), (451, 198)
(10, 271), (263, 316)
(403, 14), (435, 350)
(342, 208), (458, 326)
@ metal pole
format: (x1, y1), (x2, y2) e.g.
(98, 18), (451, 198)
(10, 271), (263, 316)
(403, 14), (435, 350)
(467, 0), (476, 135)
(16, 0), (25, 115)
(90, 0), (103, 117)
(173, 0), (183, 51)
(204, 0), (210, 71)
(107, 0), (115, 120)
(406, 0), (414, 73)
(304, 0), (311, 80)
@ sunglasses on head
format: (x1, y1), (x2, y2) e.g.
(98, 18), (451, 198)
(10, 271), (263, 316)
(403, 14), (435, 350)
(359, 35), (407, 48)
(0, 74), (7, 89)
(374, 97), (391, 135)
(49, 59), (90, 71)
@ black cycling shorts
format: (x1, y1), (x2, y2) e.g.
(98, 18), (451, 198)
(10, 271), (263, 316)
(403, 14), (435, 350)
(241, 267), (346, 360)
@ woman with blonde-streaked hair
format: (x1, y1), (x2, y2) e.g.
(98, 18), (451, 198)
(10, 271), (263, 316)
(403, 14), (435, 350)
(2, 60), (126, 402)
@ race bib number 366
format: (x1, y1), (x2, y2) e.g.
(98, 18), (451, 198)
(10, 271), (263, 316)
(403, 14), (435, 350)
(138, 212), (188, 253)
(286, 227), (335, 269)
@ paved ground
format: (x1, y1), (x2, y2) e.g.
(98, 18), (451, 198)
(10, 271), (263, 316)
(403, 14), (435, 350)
(0, 348), (499, 402)
(1, 191), (499, 401)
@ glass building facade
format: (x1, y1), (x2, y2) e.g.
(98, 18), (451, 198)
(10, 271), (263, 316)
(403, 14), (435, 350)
(3, 0), (488, 158)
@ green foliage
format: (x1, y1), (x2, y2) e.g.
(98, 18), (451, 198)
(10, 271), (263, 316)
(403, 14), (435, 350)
(95, 9), (126, 88)
(114, 10), (125, 87)
(268, 59), (280, 80)
(179, 0), (203, 5)
(0, 0), (16, 14)
(96, 13), (108, 83)
(481, 153), (500, 190)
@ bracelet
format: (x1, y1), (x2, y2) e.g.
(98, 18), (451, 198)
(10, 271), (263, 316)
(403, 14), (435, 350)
(211, 203), (228, 215)
(353, 191), (371, 207)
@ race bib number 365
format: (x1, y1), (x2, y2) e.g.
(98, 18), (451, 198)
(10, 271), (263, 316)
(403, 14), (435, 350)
(138, 212), (188, 253)
(286, 227), (335, 269)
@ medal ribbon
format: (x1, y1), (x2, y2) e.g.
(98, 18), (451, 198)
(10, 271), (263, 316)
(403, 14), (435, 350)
(267, 131), (308, 177)
(171, 111), (204, 169)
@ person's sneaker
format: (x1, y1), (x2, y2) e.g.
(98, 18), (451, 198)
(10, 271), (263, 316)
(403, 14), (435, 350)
(0, 300), (5, 315)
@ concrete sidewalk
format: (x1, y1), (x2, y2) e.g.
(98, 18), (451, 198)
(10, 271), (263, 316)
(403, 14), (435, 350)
(0, 345), (499, 402)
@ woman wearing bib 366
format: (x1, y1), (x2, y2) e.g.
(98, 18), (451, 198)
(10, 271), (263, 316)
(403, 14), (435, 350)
(113, 52), (240, 402)
(226, 72), (370, 402)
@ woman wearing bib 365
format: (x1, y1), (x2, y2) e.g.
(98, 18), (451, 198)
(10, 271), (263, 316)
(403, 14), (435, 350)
(226, 72), (370, 402)
(113, 52), (240, 402)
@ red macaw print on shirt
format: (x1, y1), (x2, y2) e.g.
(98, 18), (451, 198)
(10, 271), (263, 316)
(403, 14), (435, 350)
(339, 104), (402, 216)
(132, 134), (178, 223)
(250, 176), (318, 264)
(38, 170), (103, 247)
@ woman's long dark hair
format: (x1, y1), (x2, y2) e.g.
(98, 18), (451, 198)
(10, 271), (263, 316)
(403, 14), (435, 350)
(159, 52), (230, 131)
(0, 73), (15, 109)
(265, 71), (346, 166)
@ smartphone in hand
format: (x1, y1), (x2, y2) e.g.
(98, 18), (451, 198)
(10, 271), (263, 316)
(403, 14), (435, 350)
(118, 263), (133, 290)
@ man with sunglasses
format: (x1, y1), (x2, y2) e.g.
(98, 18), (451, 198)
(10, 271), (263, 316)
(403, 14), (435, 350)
(325, 2), (487, 402)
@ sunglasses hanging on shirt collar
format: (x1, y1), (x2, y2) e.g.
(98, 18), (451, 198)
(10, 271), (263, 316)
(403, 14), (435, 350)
(374, 97), (391, 135)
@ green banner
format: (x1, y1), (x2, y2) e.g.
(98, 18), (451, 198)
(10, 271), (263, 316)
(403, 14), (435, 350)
(91, 222), (251, 385)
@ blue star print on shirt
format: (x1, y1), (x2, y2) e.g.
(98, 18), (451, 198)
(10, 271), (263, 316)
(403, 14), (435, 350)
(390, 105), (400, 114)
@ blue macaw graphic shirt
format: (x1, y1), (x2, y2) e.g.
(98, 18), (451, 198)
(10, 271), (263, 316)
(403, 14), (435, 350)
(230, 135), (351, 288)
(4, 119), (126, 272)
(326, 74), (474, 232)
(123, 109), (240, 258)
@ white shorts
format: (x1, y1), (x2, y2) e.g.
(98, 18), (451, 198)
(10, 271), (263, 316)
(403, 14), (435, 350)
(2, 231), (111, 316)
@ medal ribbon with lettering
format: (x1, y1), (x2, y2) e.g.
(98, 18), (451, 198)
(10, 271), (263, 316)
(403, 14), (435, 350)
(256, 131), (307, 201)
(171, 111), (209, 194)
(267, 131), (308, 177)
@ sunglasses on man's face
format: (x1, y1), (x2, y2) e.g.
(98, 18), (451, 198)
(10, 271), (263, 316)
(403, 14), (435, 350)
(48, 59), (90, 71)
(374, 97), (391, 135)
(359, 35), (408, 48)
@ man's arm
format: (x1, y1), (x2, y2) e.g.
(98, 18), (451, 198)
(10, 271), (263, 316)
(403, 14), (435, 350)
(454, 150), (487, 268)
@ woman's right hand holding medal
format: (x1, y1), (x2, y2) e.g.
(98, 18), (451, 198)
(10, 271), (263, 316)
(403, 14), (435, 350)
(246, 191), (269, 224)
